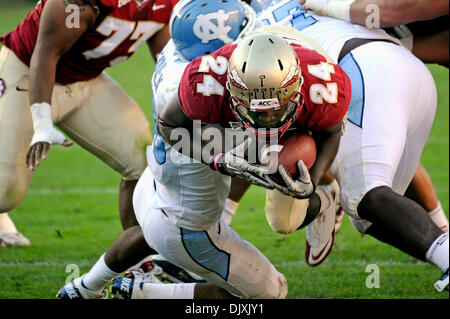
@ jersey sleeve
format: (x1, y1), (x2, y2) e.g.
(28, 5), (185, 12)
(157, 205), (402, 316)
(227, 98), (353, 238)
(296, 45), (351, 131)
(152, 41), (188, 114)
(177, 44), (236, 124)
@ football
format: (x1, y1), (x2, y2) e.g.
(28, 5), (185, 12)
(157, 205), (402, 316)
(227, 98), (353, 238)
(269, 131), (317, 183)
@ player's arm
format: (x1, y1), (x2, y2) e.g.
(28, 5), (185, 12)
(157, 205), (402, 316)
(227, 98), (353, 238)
(30, 0), (96, 105)
(147, 24), (171, 61)
(157, 95), (273, 189)
(300, 0), (449, 27)
(26, 0), (97, 170)
(156, 94), (224, 164)
(412, 29), (449, 64)
(309, 119), (344, 186)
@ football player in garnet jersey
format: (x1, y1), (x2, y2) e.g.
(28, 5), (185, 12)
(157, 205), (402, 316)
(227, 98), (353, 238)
(0, 0), (177, 246)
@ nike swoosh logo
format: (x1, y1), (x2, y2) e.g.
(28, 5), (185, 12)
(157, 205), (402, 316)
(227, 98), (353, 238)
(309, 237), (332, 261)
(16, 87), (28, 92)
(152, 3), (165, 10)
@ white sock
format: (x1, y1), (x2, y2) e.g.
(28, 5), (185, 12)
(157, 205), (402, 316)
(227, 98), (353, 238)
(316, 187), (332, 213)
(221, 199), (239, 225)
(0, 213), (19, 234)
(426, 233), (449, 272)
(428, 202), (449, 233)
(141, 282), (196, 299)
(82, 254), (121, 292)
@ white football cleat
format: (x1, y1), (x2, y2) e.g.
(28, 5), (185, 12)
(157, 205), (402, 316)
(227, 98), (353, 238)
(57, 275), (105, 299)
(0, 232), (31, 247)
(434, 269), (449, 292)
(305, 182), (338, 266)
(328, 179), (346, 233)
(334, 207), (345, 233)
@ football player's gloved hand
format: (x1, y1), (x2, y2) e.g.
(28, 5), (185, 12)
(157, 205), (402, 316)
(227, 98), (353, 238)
(267, 160), (316, 199)
(26, 102), (73, 170)
(211, 136), (273, 190)
(299, 0), (355, 21)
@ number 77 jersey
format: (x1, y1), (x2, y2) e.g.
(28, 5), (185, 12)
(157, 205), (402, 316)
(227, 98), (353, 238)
(1, 0), (178, 84)
(178, 26), (352, 131)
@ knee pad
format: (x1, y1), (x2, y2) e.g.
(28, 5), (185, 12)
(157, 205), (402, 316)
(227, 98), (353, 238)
(265, 189), (309, 234)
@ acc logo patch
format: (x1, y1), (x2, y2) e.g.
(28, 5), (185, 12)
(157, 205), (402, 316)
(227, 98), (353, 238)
(193, 10), (233, 44)
(0, 78), (6, 97)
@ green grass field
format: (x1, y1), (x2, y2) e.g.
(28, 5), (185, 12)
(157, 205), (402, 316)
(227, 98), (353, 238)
(0, 2), (448, 299)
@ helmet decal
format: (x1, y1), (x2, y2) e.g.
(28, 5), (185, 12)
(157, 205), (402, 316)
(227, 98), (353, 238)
(229, 67), (249, 90)
(280, 65), (300, 89)
(249, 98), (280, 111)
(193, 10), (233, 44)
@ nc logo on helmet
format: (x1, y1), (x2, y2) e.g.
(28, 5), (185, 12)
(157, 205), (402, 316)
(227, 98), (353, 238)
(193, 10), (233, 44)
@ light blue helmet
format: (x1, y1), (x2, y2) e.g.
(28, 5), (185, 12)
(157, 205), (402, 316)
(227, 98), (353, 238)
(169, 0), (256, 62)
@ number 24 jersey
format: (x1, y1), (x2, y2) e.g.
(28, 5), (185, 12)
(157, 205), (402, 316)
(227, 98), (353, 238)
(178, 30), (352, 132)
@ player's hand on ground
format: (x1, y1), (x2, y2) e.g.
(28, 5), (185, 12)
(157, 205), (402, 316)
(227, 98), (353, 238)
(213, 136), (274, 189)
(267, 160), (316, 199)
(26, 129), (73, 171)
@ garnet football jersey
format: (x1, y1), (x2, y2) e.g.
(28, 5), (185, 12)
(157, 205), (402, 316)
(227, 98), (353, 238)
(178, 32), (351, 131)
(1, 0), (178, 84)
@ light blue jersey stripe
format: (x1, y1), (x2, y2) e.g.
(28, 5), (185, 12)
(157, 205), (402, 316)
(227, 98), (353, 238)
(339, 52), (365, 128)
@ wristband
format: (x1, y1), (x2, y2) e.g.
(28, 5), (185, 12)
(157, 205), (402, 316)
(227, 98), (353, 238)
(209, 153), (231, 176)
(326, 0), (355, 21)
(30, 102), (53, 132)
(213, 153), (224, 171)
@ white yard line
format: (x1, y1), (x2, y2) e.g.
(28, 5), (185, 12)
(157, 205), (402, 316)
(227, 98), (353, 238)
(0, 259), (429, 268)
(28, 187), (118, 195)
(276, 259), (430, 268)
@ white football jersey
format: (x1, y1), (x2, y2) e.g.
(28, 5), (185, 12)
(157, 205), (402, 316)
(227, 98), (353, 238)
(257, 0), (401, 62)
(147, 40), (231, 231)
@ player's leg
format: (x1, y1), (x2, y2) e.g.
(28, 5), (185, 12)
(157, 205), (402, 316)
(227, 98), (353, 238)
(264, 179), (338, 266)
(405, 164), (449, 232)
(333, 41), (448, 289)
(57, 224), (157, 299)
(128, 215), (287, 299)
(118, 179), (139, 229)
(0, 47), (34, 247)
(56, 72), (152, 230)
(359, 187), (443, 260)
(118, 168), (287, 299)
(221, 178), (250, 225)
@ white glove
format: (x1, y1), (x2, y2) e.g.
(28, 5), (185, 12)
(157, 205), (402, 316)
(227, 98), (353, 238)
(301, 0), (356, 21)
(30, 102), (66, 146)
(211, 136), (274, 189)
(267, 160), (316, 199)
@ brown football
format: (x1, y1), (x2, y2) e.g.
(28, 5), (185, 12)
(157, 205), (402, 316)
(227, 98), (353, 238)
(270, 132), (317, 183)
